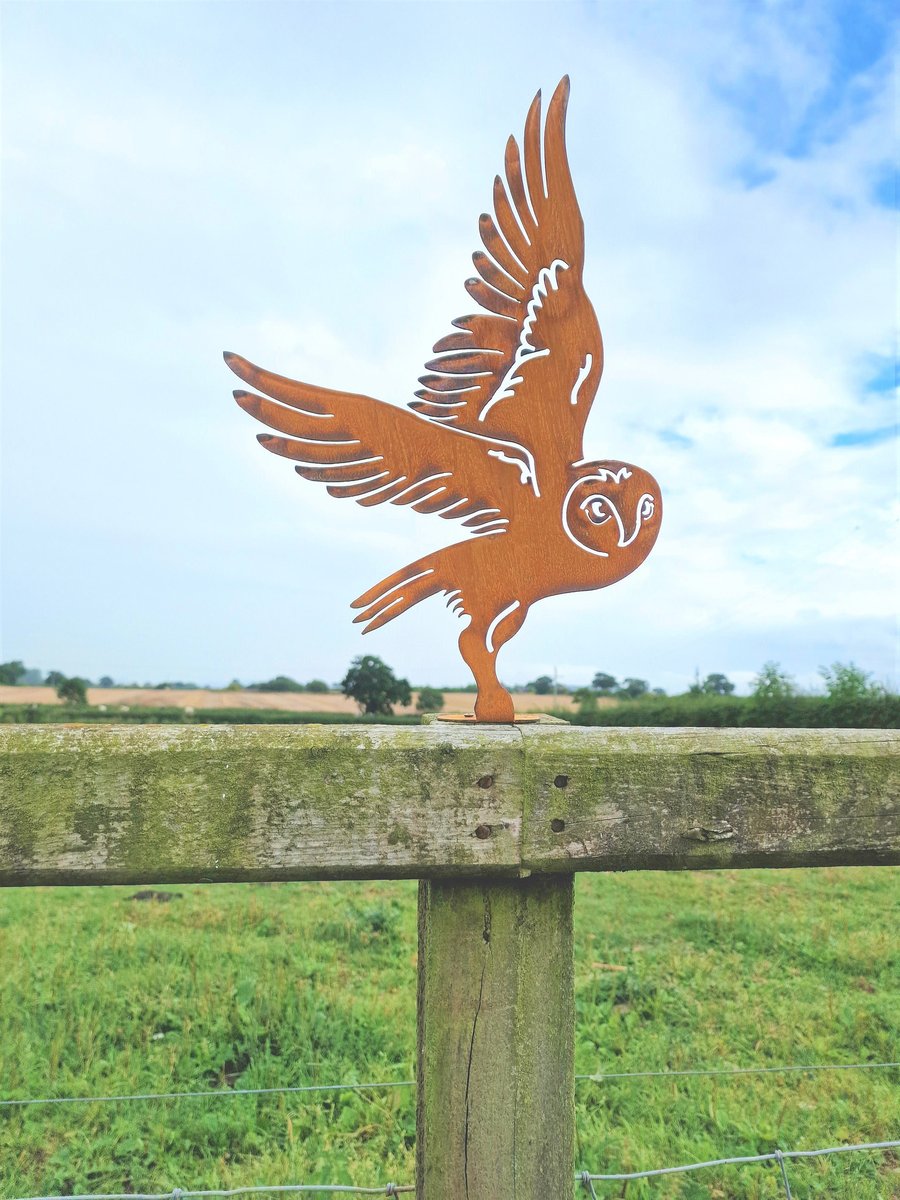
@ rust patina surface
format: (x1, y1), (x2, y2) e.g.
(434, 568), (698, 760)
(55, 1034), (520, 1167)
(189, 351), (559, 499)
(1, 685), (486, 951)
(227, 78), (662, 721)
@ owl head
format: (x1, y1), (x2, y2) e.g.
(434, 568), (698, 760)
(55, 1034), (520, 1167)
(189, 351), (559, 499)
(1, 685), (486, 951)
(563, 461), (662, 574)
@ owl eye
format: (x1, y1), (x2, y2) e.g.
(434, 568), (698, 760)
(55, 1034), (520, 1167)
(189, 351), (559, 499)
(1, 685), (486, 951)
(586, 499), (611, 525)
(640, 497), (655, 521)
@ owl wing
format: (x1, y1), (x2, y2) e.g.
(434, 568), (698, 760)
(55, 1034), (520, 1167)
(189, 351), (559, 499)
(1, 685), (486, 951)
(411, 76), (604, 477)
(226, 352), (538, 534)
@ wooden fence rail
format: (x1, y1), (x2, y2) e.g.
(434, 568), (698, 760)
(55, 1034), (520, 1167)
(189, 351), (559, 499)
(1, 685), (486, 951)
(1, 723), (898, 1200)
(1, 725), (897, 886)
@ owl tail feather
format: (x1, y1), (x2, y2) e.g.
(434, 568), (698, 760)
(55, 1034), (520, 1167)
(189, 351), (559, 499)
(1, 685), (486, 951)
(351, 552), (447, 634)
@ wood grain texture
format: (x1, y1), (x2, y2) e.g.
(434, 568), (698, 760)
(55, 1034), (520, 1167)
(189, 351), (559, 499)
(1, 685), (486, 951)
(416, 877), (574, 1200)
(0, 724), (525, 886)
(226, 77), (662, 721)
(0, 725), (897, 885)
(519, 726), (900, 871)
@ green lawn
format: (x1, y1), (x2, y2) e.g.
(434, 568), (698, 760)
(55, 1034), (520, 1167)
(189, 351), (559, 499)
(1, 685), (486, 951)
(1, 869), (897, 1198)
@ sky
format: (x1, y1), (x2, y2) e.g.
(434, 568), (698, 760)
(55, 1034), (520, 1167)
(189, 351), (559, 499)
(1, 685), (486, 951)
(1, 0), (896, 694)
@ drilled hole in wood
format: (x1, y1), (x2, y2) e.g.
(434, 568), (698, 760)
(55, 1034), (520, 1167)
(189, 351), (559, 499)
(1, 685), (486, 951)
(550, 818), (566, 833)
(477, 775), (495, 789)
(474, 823), (493, 840)
(554, 774), (569, 789)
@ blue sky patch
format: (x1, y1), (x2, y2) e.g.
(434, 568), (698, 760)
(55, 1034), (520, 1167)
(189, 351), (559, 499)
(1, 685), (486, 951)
(871, 164), (897, 209)
(659, 429), (694, 449)
(733, 160), (778, 190)
(714, 0), (893, 159)
(862, 356), (896, 395)
(831, 425), (897, 447)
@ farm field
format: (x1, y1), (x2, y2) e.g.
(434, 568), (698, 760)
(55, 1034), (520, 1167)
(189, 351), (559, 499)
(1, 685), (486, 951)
(0, 686), (600, 715)
(1, 869), (897, 1198)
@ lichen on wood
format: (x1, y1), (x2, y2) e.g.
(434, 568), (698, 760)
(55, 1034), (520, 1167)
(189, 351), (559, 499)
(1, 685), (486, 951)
(519, 726), (900, 872)
(0, 724), (897, 885)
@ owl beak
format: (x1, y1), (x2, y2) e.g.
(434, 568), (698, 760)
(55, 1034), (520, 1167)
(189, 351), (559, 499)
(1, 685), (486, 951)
(617, 518), (640, 548)
(618, 494), (654, 548)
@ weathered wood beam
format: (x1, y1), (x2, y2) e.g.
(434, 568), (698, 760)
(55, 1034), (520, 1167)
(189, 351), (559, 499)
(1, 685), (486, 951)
(521, 726), (900, 871)
(0, 725), (897, 885)
(416, 876), (574, 1200)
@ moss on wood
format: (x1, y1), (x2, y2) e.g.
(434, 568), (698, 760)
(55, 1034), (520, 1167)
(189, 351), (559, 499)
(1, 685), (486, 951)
(0, 725), (897, 883)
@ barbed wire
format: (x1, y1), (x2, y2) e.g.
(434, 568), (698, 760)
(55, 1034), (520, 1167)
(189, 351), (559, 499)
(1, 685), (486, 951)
(578, 1139), (900, 1196)
(3, 1058), (896, 1109)
(9, 1139), (898, 1200)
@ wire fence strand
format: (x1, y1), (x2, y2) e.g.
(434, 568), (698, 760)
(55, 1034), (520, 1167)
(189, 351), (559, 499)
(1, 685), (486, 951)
(576, 1059), (900, 1083)
(9, 1140), (898, 1200)
(3, 1060), (896, 1109)
(14, 1185), (414, 1199)
(578, 1138), (900, 1184)
(0, 1081), (415, 1109)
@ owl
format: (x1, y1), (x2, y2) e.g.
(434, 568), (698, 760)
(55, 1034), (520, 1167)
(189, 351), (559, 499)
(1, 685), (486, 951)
(228, 77), (661, 721)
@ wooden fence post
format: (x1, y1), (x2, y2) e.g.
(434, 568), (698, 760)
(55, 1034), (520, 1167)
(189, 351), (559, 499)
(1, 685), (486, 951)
(416, 876), (575, 1200)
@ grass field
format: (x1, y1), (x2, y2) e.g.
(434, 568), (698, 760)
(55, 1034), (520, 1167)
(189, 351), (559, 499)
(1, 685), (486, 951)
(1, 869), (897, 1198)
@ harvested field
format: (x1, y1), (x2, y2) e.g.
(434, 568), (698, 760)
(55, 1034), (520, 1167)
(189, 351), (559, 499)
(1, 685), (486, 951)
(0, 686), (616, 715)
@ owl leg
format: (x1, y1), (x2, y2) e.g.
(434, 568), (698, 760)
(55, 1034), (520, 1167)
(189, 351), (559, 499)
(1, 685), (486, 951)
(458, 601), (528, 723)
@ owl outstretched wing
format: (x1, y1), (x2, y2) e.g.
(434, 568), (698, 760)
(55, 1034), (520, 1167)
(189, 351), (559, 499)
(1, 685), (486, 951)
(226, 352), (540, 535)
(412, 76), (603, 479)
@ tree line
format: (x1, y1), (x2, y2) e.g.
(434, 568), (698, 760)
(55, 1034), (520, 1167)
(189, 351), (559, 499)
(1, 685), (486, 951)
(2, 657), (894, 724)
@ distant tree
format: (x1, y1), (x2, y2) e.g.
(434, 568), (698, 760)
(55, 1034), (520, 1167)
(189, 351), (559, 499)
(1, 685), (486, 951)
(225, 679), (244, 691)
(44, 670), (66, 688)
(616, 677), (649, 699)
(573, 687), (598, 715)
(342, 655), (411, 715)
(751, 661), (795, 700)
(0, 661), (26, 685)
(22, 668), (44, 685)
(528, 675), (554, 695)
(819, 661), (884, 700)
(591, 672), (617, 693)
(305, 679), (329, 693)
(56, 676), (88, 705)
(701, 673), (735, 696)
(98, 676), (115, 688)
(253, 675), (306, 693)
(416, 686), (445, 713)
(651, 687), (667, 696)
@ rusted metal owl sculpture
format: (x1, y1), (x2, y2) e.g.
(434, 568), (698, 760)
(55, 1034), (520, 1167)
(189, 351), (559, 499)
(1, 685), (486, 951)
(227, 77), (662, 722)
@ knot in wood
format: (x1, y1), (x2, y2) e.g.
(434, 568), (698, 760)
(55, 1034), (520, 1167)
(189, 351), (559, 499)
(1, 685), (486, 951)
(682, 821), (735, 843)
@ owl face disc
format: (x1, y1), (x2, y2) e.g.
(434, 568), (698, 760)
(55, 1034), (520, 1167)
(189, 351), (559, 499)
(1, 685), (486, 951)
(563, 462), (662, 566)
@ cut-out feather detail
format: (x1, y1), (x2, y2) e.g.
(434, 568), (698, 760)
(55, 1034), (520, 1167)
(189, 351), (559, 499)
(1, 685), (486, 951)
(227, 353), (539, 526)
(410, 76), (604, 471)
